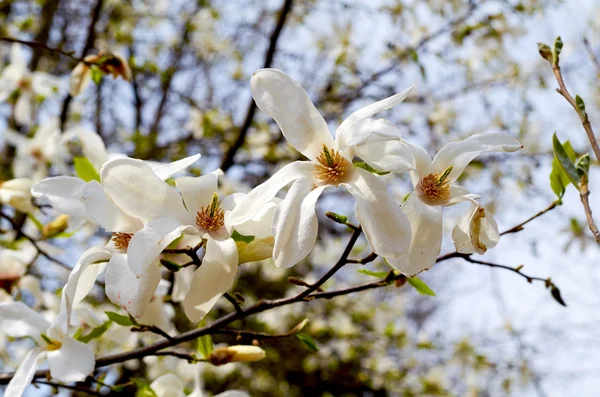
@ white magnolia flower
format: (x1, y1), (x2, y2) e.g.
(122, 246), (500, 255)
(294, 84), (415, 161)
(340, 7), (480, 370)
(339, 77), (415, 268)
(0, 44), (58, 125)
(389, 133), (522, 276)
(0, 241), (37, 293)
(0, 301), (95, 397)
(0, 178), (35, 213)
(98, 160), (276, 322)
(228, 69), (415, 268)
(452, 200), (499, 255)
(32, 155), (200, 318)
(150, 371), (250, 397)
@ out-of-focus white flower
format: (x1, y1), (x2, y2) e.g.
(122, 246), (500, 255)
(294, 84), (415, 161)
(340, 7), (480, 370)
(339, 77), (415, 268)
(0, 44), (59, 125)
(229, 69), (415, 269)
(150, 370), (250, 397)
(0, 178), (35, 213)
(0, 301), (95, 397)
(69, 51), (131, 97)
(386, 133), (521, 276)
(0, 240), (37, 294)
(452, 200), (499, 255)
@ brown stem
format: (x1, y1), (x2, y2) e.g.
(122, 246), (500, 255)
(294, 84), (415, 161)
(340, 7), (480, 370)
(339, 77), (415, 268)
(500, 201), (559, 236)
(579, 175), (600, 242)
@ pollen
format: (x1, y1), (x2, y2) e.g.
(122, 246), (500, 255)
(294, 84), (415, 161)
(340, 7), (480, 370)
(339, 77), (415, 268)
(196, 193), (225, 232)
(313, 145), (351, 185)
(415, 166), (453, 206)
(112, 232), (133, 251)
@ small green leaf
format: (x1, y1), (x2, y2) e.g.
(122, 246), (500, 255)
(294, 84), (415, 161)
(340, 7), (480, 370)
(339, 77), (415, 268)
(133, 379), (158, 397)
(26, 213), (44, 231)
(575, 95), (586, 116)
(76, 321), (112, 343)
(296, 333), (319, 352)
(353, 161), (390, 175)
(74, 157), (101, 182)
(105, 311), (134, 326)
(552, 133), (580, 187)
(407, 277), (436, 296)
(553, 36), (563, 65)
(550, 285), (567, 307)
(197, 334), (213, 358)
(160, 258), (181, 272)
(231, 230), (254, 244)
(358, 269), (389, 278)
(91, 66), (103, 85)
(325, 212), (348, 225)
(537, 42), (552, 63)
(549, 157), (567, 200)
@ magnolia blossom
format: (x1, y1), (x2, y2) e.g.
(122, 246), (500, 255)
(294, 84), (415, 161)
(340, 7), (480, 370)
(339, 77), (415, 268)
(0, 241), (36, 293)
(0, 44), (58, 125)
(98, 160), (276, 322)
(228, 69), (415, 268)
(0, 301), (94, 397)
(32, 156), (200, 318)
(452, 200), (499, 255)
(69, 51), (131, 96)
(0, 178), (35, 213)
(150, 372), (249, 397)
(385, 133), (522, 276)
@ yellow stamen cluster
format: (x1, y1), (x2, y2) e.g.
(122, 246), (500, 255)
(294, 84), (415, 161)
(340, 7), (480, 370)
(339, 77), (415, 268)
(313, 145), (350, 185)
(112, 232), (133, 251)
(416, 166), (453, 206)
(41, 334), (62, 351)
(196, 193), (225, 232)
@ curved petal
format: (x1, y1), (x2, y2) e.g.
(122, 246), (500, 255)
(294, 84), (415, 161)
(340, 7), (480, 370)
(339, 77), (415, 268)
(228, 161), (313, 226)
(338, 117), (403, 150)
(183, 238), (238, 323)
(175, 173), (218, 216)
(31, 72), (58, 97)
(58, 246), (112, 334)
(171, 266), (196, 303)
(336, 86), (413, 146)
(150, 373), (185, 397)
(452, 202), (499, 255)
(105, 254), (162, 318)
(127, 218), (194, 277)
(4, 348), (45, 397)
(342, 168), (411, 258)
(65, 127), (108, 170)
(0, 301), (49, 338)
(149, 154), (201, 181)
(101, 157), (189, 224)
(47, 336), (95, 383)
(250, 69), (334, 161)
(353, 135), (414, 175)
(402, 139), (432, 186)
(215, 392), (251, 397)
(31, 177), (95, 222)
(389, 194), (442, 276)
(82, 181), (143, 233)
(231, 199), (278, 238)
(15, 93), (33, 126)
(431, 133), (523, 182)
(272, 178), (325, 268)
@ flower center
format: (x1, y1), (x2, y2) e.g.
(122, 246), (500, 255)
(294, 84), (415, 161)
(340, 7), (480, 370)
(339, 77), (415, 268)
(41, 334), (62, 351)
(196, 193), (225, 232)
(31, 147), (44, 161)
(415, 166), (453, 206)
(313, 145), (351, 185)
(112, 232), (133, 251)
(18, 77), (32, 91)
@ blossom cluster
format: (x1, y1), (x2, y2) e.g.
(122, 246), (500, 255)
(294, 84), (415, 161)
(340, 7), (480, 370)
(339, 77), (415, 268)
(0, 46), (522, 396)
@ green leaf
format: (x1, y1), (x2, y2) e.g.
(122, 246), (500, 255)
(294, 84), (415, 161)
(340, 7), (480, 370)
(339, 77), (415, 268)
(550, 285), (567, 307)
(325, 212), (348, 225)
(575, 95), (586, 116)
(358, 269), (389, 278)
(197, 334), (213, 359)
(91, 66), (103, 85)
(231, 230), (254, 244)
(76, 321), (112, 343)
(576, 153), (590, 178)
(353, 161), (390, 175)
(74, 157), (101, 182)
(552, 133), (580, 187)
(407, 277), (436, 296)
(296, 333), (319, 352)
(553, 36), (563, 65)
(133, 379), (158, 397)
(105, 311), (134, 326)
(537, 42), (552, 63)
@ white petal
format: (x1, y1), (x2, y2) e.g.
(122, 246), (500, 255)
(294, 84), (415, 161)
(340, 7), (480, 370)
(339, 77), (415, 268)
(31, 176), (95, 222)
(101, 157), (189, 224)
(67, 127), (108, 170)
(4, 348), (45, 397)
(31, 72), (58, 97)
(149, 154), (201, 181)
(175, 173), (218, 216)
(431, 133), (523, 182)
(389, 194), (442, 276)
(58, 246), (112, 334)
(171, 266), (196, 303)
(150, 373), (185, 397)
(250, 69), (334, 161)
(272, 179), (325, 268)
(342, 168), (411, 258)
(15, 93), (33, 126)
(231, 199), (278, 238)
(402, 139), (432, 186)
(69, 63), (91, 97)
(47, 336), (95, 383)
(127, 218), (196, 276)
(105, 254), (162, 318)
(351, 124), (414, 174)
(338, 117), (403, 150)
(336, 86), (413, 146)
(82, 180), (143, 233)
(452, 202), (499, 255)
(214, 392), (251, 397)
(0, 301), (49, 338)
(183, 237), (238, 323)
(228, 161), (313, 226)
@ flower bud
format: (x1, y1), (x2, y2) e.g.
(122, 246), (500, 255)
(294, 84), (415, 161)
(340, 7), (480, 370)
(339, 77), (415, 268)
(0, 178), (35, 213)
(208, 345), (266, 366)
(43, 214), (70, 239)
(69, 62), (91, 96)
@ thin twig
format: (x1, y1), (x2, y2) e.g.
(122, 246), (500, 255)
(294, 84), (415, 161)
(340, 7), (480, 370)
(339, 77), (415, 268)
(33, 380), (103, 396)
(0, 37), (79, 62)
(500, 201), (559, 236)
(223, 292), (243, 314)
(131, 324), (174, 341)
(212, 319), (308, 341)
(150, 350), (200, 363)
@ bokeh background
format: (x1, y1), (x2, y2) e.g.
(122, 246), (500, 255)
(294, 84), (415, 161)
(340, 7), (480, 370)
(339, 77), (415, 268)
(1, 0), (600, 395)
